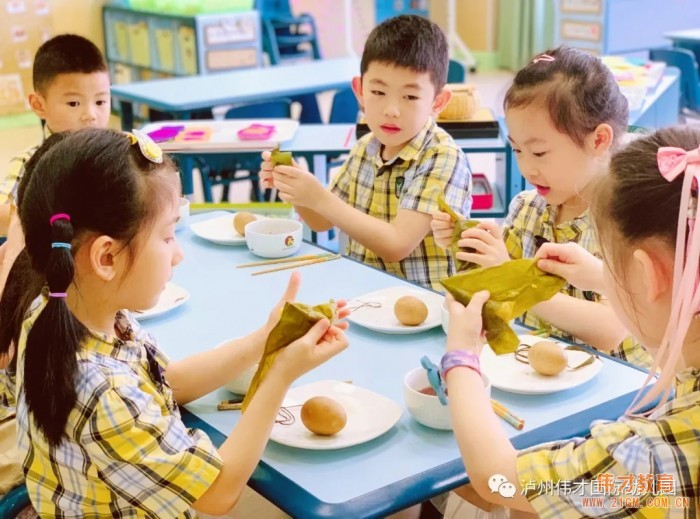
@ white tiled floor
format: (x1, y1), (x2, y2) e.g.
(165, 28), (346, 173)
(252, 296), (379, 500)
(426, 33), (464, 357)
(0, 70), (514, 518)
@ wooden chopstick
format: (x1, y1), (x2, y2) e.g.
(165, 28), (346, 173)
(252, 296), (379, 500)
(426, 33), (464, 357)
(251, 254), (341, 276)
(491, 399), (525, 430)
(237, 253), (333, 269)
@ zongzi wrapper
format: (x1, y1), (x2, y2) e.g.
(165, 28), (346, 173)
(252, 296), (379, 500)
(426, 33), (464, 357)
(437, 193), (481, 272)
(270, 146), (293, 167)
(441, 259), (565, 354)
(242, 301), (337, 411)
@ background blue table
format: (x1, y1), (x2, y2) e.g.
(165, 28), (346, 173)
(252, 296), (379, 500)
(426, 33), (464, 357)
(142, 211), (652, 519)
(111, 57), (359, 130)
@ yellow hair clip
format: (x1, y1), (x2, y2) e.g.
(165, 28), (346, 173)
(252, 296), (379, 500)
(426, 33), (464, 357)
(124, 129), (163, 164)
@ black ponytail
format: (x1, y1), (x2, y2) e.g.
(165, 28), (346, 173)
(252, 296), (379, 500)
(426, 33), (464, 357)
(24, 217), (87, 446)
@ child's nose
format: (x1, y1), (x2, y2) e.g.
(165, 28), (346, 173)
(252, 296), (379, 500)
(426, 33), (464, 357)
(82, 106), (97, 121)
(173, 242), (185, 266)
(383, 101), (400, 118)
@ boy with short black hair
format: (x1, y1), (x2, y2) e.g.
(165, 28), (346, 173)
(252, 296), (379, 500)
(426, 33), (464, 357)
(261, 15), (471, 291)
(0, 33), (110, 235)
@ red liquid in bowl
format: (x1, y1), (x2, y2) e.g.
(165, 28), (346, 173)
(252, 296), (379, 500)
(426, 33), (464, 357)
(418, 386), (447, 396)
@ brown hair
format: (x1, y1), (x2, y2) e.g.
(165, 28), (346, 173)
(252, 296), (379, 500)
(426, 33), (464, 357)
(592, 126), (700, 412)
(504, 46), (628, 148)
(361, 14), (448, 94)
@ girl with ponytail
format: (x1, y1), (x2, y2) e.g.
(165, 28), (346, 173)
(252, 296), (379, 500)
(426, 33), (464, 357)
(10, 128), (349, 517)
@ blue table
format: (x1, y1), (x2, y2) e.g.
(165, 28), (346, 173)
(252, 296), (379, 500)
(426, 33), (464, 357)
(143, 211), (651, 519)
(111, 57), (359, 130)
(664, 28), (700, 61)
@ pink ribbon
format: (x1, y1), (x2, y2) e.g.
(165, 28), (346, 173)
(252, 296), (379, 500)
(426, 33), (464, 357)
(656, 146), (700, 181)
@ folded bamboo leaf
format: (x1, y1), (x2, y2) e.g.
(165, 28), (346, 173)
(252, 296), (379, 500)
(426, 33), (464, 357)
(271, 146), (293, 166)
(242, 301), (336, 411)
(437, 193), (481, 272)
(437, 193), (465, 222)
(451, 220), (481, 272)
(441, 259), (565, 354)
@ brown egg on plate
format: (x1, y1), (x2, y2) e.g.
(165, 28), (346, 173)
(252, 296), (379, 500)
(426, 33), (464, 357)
(394, 295), (429, 326)
(528, 340), (567, 376)
(300, 396), (347, 436)
(233, 211), (257, 235)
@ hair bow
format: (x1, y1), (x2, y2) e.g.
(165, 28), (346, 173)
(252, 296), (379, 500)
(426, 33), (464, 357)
(532, 54), (555, 64)
(657, 146), (700, 182)
(125, 129), (163, 164)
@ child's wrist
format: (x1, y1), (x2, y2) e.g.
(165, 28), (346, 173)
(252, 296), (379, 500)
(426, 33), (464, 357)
(441, 349), (481, 379)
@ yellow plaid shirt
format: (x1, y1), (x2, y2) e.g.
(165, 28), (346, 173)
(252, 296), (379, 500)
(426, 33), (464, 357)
(0, 124), (50, 208)
(0, 366), (15, 424)
(16, 302), (222, 517)
(517, 368), (700, 518)
(330, 119), (472, 291)
(503, 191), (652, 369)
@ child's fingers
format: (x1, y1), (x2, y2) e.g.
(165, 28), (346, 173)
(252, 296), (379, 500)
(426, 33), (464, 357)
(279, 271), (301, 303)
(261, 150), (272, 160)
(476, 221), (501, 235)
(456, 237), (490, 254)
(274, 164), (306, 177)
(461, 227), (498, 244)
(432, 211), (452, 222)
(455, 251), (488, 266)
(466, 290), (490, 312)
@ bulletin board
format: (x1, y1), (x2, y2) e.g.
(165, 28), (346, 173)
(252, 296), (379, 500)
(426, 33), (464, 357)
(555, 0), (700, 56)
(0, 0), (53, 116)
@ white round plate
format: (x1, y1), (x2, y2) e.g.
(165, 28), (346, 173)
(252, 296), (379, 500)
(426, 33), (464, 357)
(480, 335), (603, 395)
(190, 213), (265, 245)
(269, 380), (402, 450)
(131, 282), (190, 321)
(345, 286), (444, 334)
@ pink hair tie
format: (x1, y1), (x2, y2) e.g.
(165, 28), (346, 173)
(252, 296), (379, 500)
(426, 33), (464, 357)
(48, 292), (67, 298)
(532, 54), (555, 64)
(49, 213), (71, 225)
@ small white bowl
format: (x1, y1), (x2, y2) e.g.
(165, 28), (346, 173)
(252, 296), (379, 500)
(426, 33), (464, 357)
(245, 219), (303, 258)
(175, 197), (189, 232)
(224, 363), (258, 395)
(441, 299), (449, 334)
(403, 366), (490, 430)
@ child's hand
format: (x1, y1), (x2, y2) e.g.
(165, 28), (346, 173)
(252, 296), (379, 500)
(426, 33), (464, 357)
(274, 319), (349, 383)
(431, 211), (456, 249)
(260, 151), (275, 189)
(272, 164), (325, 208)
(445, 291), (489, 355)
(456, 222), (509, 268)
(536, 242), (604, 293)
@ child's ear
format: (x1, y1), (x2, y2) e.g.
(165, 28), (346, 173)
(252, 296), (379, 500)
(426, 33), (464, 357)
(432, 88), (452, 115)
(88, 236), (118, 282)
(351, 76), (364, 111)
(28, 92), (47, 119)
(588, 123), (614, 156)
(632, 243), (673, 304)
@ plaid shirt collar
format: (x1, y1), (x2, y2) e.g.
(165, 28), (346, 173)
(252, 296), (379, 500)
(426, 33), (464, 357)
(367, 118), (437, 175)
(540, 203), (590, 244)
(82, 310), (145, 363)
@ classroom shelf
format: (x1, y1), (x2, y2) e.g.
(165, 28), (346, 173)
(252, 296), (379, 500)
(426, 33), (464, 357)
(104, 3), (263, 119)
